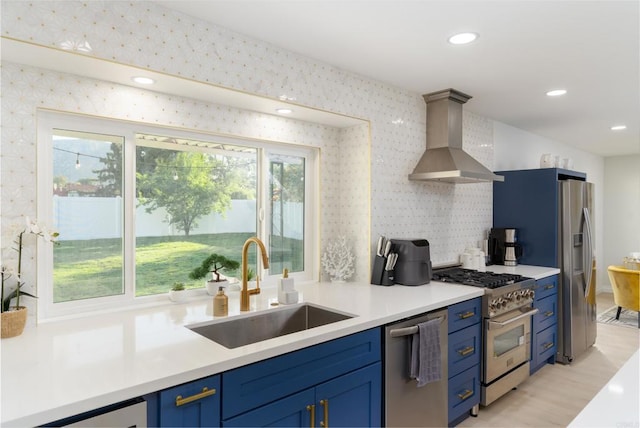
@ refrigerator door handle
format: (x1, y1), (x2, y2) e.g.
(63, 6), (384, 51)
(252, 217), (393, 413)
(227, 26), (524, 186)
(583, 207), (594, 300)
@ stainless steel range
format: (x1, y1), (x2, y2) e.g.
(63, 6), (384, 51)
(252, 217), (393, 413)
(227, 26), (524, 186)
(432, 267), (538, 406)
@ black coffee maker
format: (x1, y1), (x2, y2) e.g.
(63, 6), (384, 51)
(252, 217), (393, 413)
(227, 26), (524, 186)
(488, 228), (523, 266)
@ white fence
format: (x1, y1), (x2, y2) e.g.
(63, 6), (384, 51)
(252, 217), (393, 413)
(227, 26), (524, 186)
(53, 196), (303, 240)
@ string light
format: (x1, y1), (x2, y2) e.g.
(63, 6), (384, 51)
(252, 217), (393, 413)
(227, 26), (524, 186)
(75, 152), (81, 169)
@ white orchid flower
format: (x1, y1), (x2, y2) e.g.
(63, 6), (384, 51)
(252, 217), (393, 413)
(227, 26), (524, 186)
(25, 216), (41, 234)
(1, 266), (15, 278)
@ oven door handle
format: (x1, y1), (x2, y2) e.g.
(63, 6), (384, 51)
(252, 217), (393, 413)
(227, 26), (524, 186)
(488, 307), (538, 330)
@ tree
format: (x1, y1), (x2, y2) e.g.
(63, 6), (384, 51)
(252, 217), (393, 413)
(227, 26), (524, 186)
(95, 144), (174, 197)
(137, 151), (236, 236)
(94, 142), (123, 196)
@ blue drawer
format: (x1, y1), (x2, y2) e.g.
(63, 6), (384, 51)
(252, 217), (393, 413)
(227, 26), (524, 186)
(158, 375), (220, 427)
(448, 298), (482, 334)
(534, 275), (558, 301)
(534, 324), (557, 363)
(222, 328), (381, 419)
(534, 294), (557, 331)
(448, 365), (480, 424)
(448, 323), (481, 379)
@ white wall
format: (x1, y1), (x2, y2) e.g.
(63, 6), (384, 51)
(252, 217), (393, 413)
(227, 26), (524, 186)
(603, 155), (640, 280)
(493, 121), (607, 290)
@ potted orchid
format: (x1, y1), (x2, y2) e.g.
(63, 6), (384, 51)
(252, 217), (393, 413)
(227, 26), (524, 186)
(1, 217), (58, 339)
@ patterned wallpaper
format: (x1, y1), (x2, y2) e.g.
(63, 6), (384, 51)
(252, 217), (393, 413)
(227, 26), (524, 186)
(1, 1), (495, 317)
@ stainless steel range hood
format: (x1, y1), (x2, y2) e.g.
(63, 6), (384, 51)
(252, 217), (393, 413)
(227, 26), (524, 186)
(409, 88), (504, 183)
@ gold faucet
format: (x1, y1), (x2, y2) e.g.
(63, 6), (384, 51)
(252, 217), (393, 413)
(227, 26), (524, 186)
(240, 237), (270, 311)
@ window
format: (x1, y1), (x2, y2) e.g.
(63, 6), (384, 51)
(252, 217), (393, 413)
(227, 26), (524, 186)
(37, 112), (318, 318)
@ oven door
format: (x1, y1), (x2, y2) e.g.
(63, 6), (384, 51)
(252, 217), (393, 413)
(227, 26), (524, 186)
(484, 306), (538, 383)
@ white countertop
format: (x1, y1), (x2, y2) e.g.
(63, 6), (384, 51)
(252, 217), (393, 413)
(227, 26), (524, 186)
(482, 264), (560, 280)
(568, 350), (639, 428)
(0, 264), (557, 426)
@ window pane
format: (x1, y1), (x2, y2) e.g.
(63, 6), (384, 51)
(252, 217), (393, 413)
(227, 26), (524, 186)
(52, 130), (124, 302)
(135, 135), (257, 295)
(269, 154), (305, 274)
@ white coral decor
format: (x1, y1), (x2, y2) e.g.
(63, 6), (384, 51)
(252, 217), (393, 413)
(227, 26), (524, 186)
(321, 236), (355, 282)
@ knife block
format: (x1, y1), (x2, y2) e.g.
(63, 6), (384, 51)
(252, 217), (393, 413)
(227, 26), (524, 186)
(371, 255), (390, 286)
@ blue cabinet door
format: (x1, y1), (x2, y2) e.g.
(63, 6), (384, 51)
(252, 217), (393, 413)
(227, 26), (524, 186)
(158, 375), (220, 427)
(223, 363), (381, 428)
(448, 365), (480, 425)
(448, 323), (482, 378)
(223, 389), (315, 427)
(314, 363), (381, 428)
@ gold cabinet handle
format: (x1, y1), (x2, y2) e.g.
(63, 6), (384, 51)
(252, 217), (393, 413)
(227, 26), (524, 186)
(457, 346), (475, 356)
(320, 399), (329, 428)
(543, 342), (554, 350)
(458, 311), (475, 319)
(544, 311), (554, 317)
(175, 386), (216, 407)
(457, 389), (474, 401)
(306, 404), (316, 428)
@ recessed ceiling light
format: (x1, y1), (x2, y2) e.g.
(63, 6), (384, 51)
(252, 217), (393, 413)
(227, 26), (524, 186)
(546, 89), (567, 97)
(275, 108), (293, 114)
(448, 32), (478, 45)
(132, 76), (155, 85)
(610, 125), (627, 131)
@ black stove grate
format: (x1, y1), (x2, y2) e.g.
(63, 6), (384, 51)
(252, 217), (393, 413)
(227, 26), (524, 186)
(431, 267), (524, 289)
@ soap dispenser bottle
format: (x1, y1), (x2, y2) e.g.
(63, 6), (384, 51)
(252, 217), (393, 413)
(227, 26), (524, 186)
(279, 268), (294, 291)
(213, 286), (228, 316)
(278, 269), (298, 304)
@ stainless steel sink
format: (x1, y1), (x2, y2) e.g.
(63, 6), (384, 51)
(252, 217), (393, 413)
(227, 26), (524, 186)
(187, 303), (354, 349)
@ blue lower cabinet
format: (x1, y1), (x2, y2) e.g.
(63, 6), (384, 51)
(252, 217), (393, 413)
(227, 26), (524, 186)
(448, 366), (480, 426)
(152, 375), (220, 427)
(448, 323), (481, 376)
(447, 298), (481, 426)
(314, 363), (381, 428)
(223, 389), (315, 427)
(533, 325), (557, 369)
(531, 275), (558, 374)
(223, 363), (381, 427)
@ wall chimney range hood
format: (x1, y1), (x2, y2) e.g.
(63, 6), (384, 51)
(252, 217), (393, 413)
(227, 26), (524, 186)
(409, 88), (504, 183)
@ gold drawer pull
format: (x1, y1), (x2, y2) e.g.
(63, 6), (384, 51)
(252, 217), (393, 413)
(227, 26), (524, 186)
(458, 389), (474, 401)
(457, 346), (475, 356)
(307, 404), (316, 428)
(458, 311), (475, 319)
(175, 386), (216, 407)
(544, 284), (555, 290)
(543, 342), (554, 350)
(544, 311), (554, 317)
(320, 399), (329, 427)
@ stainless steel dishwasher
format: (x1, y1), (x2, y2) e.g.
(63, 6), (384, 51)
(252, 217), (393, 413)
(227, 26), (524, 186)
(384, 308), (448, 427)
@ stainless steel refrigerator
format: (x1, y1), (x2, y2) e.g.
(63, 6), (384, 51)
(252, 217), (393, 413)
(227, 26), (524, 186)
(556, 179), (597, 364)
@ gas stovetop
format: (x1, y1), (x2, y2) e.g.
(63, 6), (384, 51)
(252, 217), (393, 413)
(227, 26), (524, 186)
(432, 266), (536, 317)
(431, 267), (527, 289)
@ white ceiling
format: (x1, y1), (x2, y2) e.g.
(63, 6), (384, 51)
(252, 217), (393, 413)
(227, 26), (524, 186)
(155, 0), (639, 157)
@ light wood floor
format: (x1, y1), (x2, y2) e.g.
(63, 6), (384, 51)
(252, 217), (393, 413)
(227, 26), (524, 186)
(458, 292), (639, 427)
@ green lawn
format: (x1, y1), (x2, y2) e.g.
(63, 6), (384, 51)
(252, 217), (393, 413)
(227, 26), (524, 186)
(53, 233), (303, 302)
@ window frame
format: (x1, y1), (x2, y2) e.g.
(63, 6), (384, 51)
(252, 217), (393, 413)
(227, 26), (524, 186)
(37, 110), (319, 320)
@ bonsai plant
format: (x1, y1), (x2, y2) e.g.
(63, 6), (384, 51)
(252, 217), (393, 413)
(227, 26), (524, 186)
(169, 281), (187, 302)
(189, 254), (240, 295)
(2, 217), (58, 338)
